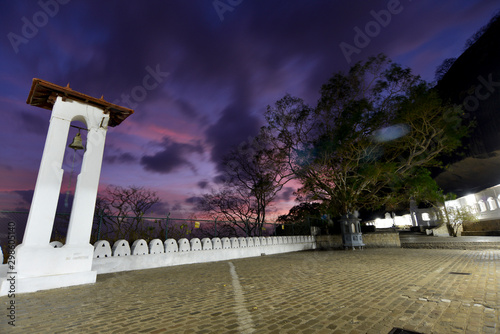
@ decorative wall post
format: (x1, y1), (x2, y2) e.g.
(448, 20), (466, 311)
(0, 79), (133, 295)
(340, 213), (365, 250)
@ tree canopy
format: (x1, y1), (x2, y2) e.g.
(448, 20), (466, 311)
(264, 54), (467, 217)
(276, 202), (322, 225)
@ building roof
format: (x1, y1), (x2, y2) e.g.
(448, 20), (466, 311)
(26, 78), (134, 127)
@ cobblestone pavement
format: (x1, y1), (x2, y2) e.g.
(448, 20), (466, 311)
(1, 248), (500, 333)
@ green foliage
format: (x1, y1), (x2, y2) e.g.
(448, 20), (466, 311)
(165, 223), (192, 240)
(277, 202), (340, 235)
(383, 168), (442, 211)
(265, 54), (468, 217)
(441, 204), (479, 237)
(277, 202), (322, 224)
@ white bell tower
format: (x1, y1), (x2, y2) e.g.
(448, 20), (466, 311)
(0, 79), (133, 295)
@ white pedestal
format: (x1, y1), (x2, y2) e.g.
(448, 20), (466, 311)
(0, 243), (97, 295)
(0, 271), (96, 295)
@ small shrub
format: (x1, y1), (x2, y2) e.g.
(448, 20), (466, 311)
(441, 205), (479, 237)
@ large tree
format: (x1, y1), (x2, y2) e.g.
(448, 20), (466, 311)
(264, 54), (467, 218)
(199, 134), (292, 235)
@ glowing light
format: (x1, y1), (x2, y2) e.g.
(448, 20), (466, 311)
(464, 194), (476, 206)
(372, 124), (410, 142)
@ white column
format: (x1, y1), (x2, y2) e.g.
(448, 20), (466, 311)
(22, 101), (71, 246)
(5, 97), (109, 294)
(66, 109), (109, 245)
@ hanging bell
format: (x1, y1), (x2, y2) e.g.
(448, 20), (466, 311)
(68, 132), (85, 150)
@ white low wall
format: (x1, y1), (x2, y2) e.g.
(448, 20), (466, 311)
(92, 236), (315, 275)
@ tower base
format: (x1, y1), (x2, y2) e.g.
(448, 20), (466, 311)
(0, 271), (96, 296)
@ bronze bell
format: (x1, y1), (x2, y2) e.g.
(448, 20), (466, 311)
(68, 132), (85, 150)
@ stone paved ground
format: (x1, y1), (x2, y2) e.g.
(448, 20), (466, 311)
(1, 248), (500, 333)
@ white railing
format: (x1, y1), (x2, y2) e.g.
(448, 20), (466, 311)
(91, 235), (315, 274)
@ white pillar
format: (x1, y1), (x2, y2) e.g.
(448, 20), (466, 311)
(22, 104), (70, 246)
(2, 97), (110, 295)
(66, 109), (109, 245)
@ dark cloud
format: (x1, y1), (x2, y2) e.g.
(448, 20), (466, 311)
(279, 187), (295, 201)
(49, 2), (215, 103)
(13, 190), (33, 205)
(140, 137), (203, 174)
(171, 203), (183, 212)
(205, 102), (261, 172)
(212, 174), (228, 185)
(174, 98), (199, 119)
(13, 205), (30, 212)
(104, 152), (137, 164)
(197, 180), (209, 189)
(185, 196), (203, 205)
(149, 201), (169, 215)
(18, 112), (49, 136)
(14, 190), (75, 213)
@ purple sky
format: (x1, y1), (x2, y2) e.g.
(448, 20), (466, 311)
(0, 0), (498, 219)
